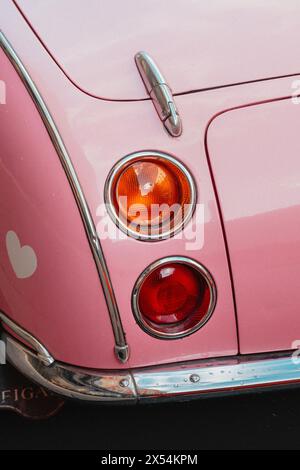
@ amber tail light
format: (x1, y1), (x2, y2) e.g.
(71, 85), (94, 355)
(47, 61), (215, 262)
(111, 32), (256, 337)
(132, 257), (217, 339)
(105, 152), (196, 240)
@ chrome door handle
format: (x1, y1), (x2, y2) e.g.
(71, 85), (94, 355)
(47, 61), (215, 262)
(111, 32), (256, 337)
(135, 51), (182, 137)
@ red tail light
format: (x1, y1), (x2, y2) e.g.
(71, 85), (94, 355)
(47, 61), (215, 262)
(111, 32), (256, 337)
(132, 257), (216, 338)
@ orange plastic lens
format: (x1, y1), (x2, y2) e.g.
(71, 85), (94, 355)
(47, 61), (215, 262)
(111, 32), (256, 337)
(112, 158), (192, 235)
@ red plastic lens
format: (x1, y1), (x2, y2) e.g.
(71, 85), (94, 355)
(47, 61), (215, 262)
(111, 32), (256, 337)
(136, 261), (213, 336)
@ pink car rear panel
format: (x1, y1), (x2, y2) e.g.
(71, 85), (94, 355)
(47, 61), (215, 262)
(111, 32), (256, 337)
(14, 0), (300, 100)
(207, 98), (300, 354)
(0, 47), (119, 369)
(1, 0), (300, 401)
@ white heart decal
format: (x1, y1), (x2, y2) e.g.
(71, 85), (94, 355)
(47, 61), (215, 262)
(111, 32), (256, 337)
(6, 231), (37, 279)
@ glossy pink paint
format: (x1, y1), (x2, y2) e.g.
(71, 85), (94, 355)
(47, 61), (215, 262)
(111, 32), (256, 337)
(1, 0), (300, 369)
(207, 98), (300, 353)
(14, 0), (300, 100)
(0, 48), (119, 369)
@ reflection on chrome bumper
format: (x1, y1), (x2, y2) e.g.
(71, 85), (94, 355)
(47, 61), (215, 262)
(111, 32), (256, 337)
(2, 332), (300, 403)
(3, 334), (136, 402)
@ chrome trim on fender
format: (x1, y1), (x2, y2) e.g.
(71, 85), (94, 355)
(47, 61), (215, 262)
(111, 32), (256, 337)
(3, 331), (300, 403)
(135, 52), (182, 137)
(105, 151), (196, 241)
(0, 32), (129, 363)
(132, 257), (217, 339)
(0, 311), (54, 366)
(4, 334), (136, 402)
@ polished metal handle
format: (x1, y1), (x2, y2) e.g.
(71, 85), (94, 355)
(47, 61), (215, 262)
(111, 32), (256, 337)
(135, 51), (182, 137)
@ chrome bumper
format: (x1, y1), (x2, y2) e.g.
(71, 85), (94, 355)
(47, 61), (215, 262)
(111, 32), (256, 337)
(2, 332), (300, 403)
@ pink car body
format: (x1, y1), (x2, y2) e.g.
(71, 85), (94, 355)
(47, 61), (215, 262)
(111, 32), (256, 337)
(0, 0), (300, 402)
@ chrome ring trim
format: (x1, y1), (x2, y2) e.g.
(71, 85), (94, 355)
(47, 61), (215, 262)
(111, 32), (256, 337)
(104, 151), (196, 241)
(0, 311), (54, 366)
(3, 331), (300, 403)
(132, 256), (217, 339)
(0, 32), (129, 363)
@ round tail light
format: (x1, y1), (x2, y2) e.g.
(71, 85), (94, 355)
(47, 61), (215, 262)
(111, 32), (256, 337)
(105, 152), (196, 240)
(132, 257), (216, 338)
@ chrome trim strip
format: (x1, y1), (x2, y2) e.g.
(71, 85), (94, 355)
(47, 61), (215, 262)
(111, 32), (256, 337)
(105, 151), (196, 241)
(4, 334), (136, 402)
(134, 351), (300, 400)
(132, 257), (217, 339)
(3, 331), (300, 402)
(135, 52), (182, 137)
(0, 311), (54, 366)
(0, 31), (129, 363)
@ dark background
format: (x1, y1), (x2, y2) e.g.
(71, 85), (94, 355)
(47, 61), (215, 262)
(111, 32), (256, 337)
(1, 388), (300, 450)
